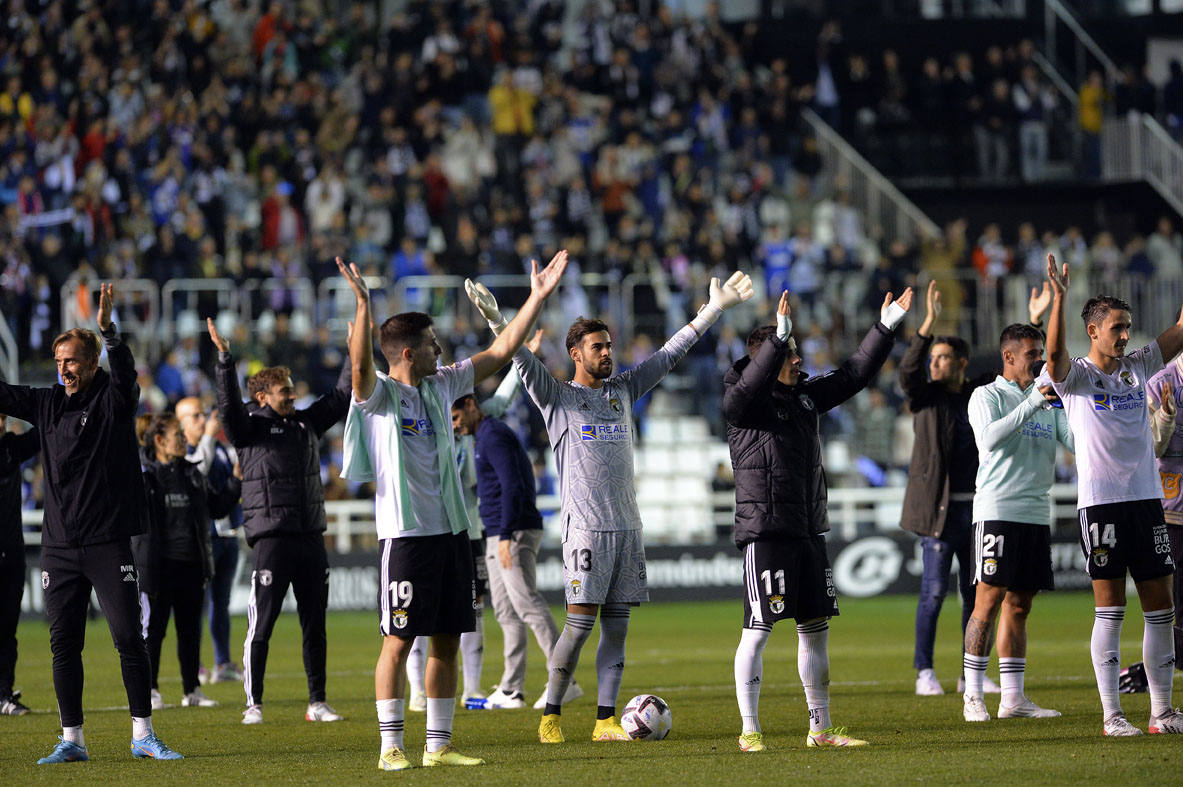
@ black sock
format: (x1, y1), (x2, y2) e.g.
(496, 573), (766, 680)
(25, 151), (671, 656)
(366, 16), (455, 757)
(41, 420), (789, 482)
(544, 703), (562, 716)
(597, 705), (615, 720)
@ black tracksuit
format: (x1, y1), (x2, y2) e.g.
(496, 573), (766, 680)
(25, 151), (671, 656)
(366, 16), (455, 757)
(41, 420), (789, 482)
(215, 353), (349, 707)
(136, 451), (240, 696)
(0, 328), (153, 725)
(0, 428), (39, 700)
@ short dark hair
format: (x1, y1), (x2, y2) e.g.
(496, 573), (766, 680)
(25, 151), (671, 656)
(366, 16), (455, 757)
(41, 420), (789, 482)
(452, 394), (477, 411)
(932, 335), (969, 360)
(999, 323), (1044, 349)
(746, 325), (776, 357)
(565, 317), (610, 353)
(247, 366), (292, 400)
(51, 328), (101, 364)
(379, 312), (433, 361)
(1081, 295), (1131, 327)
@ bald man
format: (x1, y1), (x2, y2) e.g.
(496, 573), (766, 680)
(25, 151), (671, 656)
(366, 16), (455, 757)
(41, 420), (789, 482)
(175, 397), (244, 684)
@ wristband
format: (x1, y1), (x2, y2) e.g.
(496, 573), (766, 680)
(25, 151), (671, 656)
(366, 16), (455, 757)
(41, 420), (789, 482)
(486, 316), (508, 335)
(880, 301), (907, 330)
(776, 313), (792, 341)
(689, 303), (723, 335)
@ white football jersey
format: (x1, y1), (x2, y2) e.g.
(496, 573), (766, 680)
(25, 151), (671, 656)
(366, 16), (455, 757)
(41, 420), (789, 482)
(1051, 343), (1163, 508)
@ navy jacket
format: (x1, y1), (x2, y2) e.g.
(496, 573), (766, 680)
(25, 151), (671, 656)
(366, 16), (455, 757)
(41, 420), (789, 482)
(0, 330), (147, 548)
(474, 415), (542, 539)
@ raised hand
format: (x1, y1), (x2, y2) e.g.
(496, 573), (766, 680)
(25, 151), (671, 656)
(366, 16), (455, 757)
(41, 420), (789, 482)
(464, 278), (504, 325)
(529, 249), (568, 300)
(1163, 379), (1176, 417)
(709, 271), (755, 311)
(1028, 281), (1052, 324)
(97, 282), (114, 332)
(1046, 253), (1069, 296)
(776, 290), (792, 341)
(526, 328), (544, 355)
(777, 290), (791, 317)
(207, 317), (230, 353)
(925, 280), (942, 321)
(336, 256), (369, 304)
(204, 408), (222, 438)
(880, 286), (914, 330)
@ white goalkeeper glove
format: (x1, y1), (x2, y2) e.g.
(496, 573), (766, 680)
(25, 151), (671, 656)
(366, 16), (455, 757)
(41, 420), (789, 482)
(464, 278), (508, 333)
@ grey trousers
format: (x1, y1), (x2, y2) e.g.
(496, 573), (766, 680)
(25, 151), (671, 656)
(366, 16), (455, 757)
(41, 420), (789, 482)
(485, 529), (560, 695)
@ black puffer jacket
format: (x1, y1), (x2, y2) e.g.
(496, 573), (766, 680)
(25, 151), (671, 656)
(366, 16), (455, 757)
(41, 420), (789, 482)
(134, 450), (241, 595)
(215, 355), (349, 546)
(724, 322), (896, 548)
(0, 428), (39, 553)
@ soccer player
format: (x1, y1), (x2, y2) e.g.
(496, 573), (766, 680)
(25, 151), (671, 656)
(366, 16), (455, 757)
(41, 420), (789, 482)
(1149, 357), (1183, 667)
(0, 283), (182, 762)
(1044, 254), (1183, 735)
(900, 281), (994, 696)
(467, 270), (755, 744)
(727, 288), (912, 752)
(338, 251), (567, 770)
(207, 318), (350, 725)
(961, 323), (1072, 722)
(0, 414), (38, 716)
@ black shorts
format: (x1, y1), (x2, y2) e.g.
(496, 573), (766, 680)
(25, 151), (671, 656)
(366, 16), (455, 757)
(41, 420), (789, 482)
(378, 532), (476, 637)
(471, 536), (488, 599)
(972, 521), (1054, 591)
(1078, 500), (1175, 582)
(742, 537), (838, 627)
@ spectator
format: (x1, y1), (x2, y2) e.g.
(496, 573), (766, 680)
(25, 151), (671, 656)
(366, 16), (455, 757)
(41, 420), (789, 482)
(1012, 65), (1055, 182)
(1148, 217), (1183, 279)
(1078, 70), (1108, 179)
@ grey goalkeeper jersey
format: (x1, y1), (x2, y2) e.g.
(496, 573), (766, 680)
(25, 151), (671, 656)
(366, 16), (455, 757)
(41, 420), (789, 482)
(513, 325), (699, 534)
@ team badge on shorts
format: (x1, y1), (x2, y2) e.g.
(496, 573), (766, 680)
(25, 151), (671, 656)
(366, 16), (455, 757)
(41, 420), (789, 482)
(769, 594), (785, 614)
(569, 579), (582, 597)
(41, 571), (49, 590)
(1094, 548), (1109, 567)
(983, 558), (997, 576)
(391, 609), (408, 630)
(258, 569), (273, 587)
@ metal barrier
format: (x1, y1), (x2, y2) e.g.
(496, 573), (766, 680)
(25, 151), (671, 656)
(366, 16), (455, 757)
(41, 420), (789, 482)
(160, 278), (242, 346)
(1102, 114), (1183, 217)
(63, 279), (161, 359)
(1042, 0), (1121, 90)
(801, 107), (940, 245)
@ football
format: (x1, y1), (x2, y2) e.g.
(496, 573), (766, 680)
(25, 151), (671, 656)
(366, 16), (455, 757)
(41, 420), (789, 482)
(620, 694), (672, 740)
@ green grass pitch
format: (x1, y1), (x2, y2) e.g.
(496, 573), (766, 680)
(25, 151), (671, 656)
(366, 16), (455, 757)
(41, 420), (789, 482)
(1, 591), (1178, 784)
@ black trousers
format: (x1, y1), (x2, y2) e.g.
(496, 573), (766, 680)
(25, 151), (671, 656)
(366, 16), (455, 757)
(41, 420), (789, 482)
(142, 559), (205, 695)
(243, 533), (329, 706)
(1171, 525), (1183, 668)
(42, 541), (152, 725)
(0, 543), (24, 697)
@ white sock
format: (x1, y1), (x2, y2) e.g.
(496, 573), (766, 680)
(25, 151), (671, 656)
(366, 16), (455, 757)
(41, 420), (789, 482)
(425, 697), (455, 753)
(62, 725), (85, 747)
(735, 625), (770, 734)
(546, 613), (595, 708)
(407, 636), (428, 697)
(962, 653), (989, 699)
(797, 619), (831, 732)
(461, 605), (485, 698)
(377, 698), (404, 752)
(1092, 606), (1125, 719)
(998, 657), (1025, 706)
(131, 716), (152, 739)
(1144, 608), (1176, 719)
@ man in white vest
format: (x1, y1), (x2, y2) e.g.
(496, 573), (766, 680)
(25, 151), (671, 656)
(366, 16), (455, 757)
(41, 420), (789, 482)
(337, 252), (567, 770)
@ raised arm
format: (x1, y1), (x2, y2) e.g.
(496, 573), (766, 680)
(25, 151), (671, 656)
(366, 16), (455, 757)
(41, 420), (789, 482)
(1151, 377), (1176, 458)
(469, 250), (568, 385)
(1156, 305), (1183, 364)
(968, 383), (1051, 453)
(99, 283), (140, 415)
(1044, 254), (1071, 383)
(338, 257), (376, 401)
(482, 329), (540, 418)
(208, 317), (253, 448)
(918, 279), (941, 338)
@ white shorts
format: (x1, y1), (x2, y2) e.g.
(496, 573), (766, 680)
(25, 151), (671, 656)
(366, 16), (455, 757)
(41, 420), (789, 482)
(562, 528), (648, 605)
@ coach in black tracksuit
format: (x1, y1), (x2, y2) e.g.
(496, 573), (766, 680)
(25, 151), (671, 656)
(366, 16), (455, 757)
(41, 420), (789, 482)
(210, 319), (350, 722)
(0, 284), (182, 759)
(0, 415), (38, 714)
(136, 414), (241, 704)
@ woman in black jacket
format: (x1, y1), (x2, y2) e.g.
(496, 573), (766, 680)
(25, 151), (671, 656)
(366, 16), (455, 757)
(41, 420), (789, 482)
(135, 413), (241, 709)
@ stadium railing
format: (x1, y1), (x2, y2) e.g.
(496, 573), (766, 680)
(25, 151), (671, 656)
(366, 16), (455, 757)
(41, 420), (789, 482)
(1102, 113), (1183, 217)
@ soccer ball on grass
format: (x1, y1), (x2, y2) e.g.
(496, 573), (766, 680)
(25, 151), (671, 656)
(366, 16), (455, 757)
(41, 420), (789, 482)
(620, 694), (672, 740)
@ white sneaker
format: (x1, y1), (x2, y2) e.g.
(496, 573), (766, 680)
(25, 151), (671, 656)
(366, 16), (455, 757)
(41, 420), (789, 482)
(242, 704), (263, 725)
(998, 696), (1060, 719)
(963, 694), (990, 722)
(486, 687), (526, 709)
(916, 669), (944, 696)
(181, 688), (219, 707)
(150, 688), (164, 710)
(212, 663), (245, 683)
(409, 692), (427, 712)
(532, 681), (585, 710)
(1103, 713), (1143, 736)
(306, 701), (343, 722)
(1148, 708), (1183, 734)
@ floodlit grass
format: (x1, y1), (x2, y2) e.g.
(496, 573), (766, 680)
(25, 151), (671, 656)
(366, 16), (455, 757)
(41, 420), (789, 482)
(1, 592), (1178, 784)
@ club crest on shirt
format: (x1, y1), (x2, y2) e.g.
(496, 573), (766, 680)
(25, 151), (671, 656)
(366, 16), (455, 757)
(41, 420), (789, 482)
(41, 570), (49, 590)
(1120, 371), (1134, 386)
(799, 394), (815, 411)
(609, 397), (622, 413)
